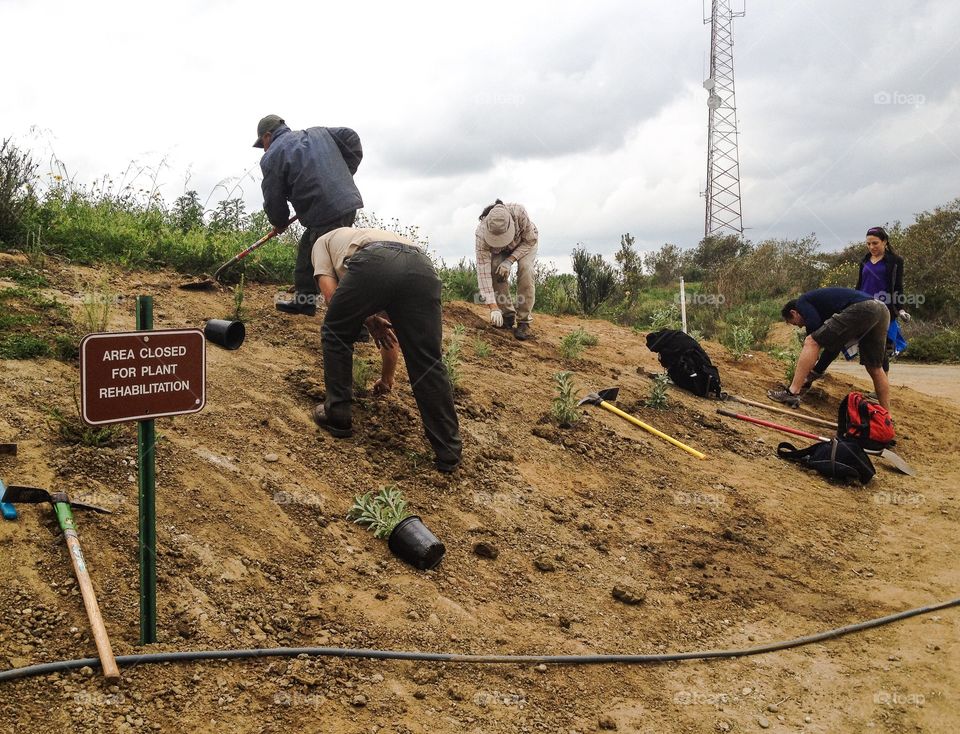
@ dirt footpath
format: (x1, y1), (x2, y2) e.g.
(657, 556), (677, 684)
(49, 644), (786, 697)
(830, 361), (960, 407)
(0, 263), (958, 734)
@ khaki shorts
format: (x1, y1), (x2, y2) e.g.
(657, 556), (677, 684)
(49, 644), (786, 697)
(811, 299), (890, 367)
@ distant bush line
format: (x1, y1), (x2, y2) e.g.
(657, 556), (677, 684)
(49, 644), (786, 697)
(2, 137), (957, 361)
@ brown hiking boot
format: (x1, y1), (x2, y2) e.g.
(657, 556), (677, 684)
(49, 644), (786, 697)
(514, 322), (532, 341)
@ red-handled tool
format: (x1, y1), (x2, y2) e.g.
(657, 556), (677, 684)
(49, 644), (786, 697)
(212, 215), (298, 282)
(717, 408), (915, 476)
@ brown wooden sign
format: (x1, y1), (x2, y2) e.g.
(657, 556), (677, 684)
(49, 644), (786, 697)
(80, 329), (206, 425)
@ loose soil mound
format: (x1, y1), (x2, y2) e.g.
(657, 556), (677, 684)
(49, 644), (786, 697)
(1, 262), (957, 733)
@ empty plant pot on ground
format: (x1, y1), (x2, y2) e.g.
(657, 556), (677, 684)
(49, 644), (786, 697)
(348, 486), (445, 570)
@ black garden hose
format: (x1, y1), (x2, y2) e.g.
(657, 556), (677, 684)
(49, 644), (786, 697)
(2, 596), (956, 684)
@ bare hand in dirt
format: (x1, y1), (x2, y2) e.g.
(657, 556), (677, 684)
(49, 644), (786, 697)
(365, 315), (398, 349)
(372, 378), (393, 396)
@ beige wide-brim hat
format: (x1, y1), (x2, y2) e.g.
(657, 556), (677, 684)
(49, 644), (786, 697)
(481, 204), (516, 249)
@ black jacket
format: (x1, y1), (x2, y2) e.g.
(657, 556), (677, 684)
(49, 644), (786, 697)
(260, 124), (363, 228)
(856, 250), (904, 319)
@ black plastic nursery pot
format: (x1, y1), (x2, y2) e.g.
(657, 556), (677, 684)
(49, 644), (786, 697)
(204, 319), (245, 350)
(388, 516), (446, 570)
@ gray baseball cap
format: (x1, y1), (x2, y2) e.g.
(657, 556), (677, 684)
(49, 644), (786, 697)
(253, 115), (285, 148)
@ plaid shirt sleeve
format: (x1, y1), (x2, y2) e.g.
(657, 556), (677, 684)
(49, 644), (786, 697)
(475, 225), (496, 306)
(506, 203), (538, 262)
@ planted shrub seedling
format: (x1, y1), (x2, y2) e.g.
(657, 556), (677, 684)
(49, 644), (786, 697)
(551, 371), (582, 427)
(348, 486), (445, 570)
(644, 373), (670, 409)
(558, 327), (598, 360)
(348, 486), (412, 539)
(353, 356), (376, 396)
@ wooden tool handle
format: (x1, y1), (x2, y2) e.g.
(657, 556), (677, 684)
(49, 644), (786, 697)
(65, 531), (120, 682)
(728, 395), (837, 429)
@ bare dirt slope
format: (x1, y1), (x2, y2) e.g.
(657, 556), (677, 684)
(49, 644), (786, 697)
(1, 262), (958, 734)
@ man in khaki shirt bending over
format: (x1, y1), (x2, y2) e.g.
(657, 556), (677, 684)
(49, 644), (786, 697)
(310, 227), (462, 473)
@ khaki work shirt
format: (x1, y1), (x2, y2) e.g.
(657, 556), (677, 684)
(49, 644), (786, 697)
(312, 227), (417, 282)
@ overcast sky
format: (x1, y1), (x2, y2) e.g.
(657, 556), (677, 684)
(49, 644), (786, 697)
(3, 0), (958, 268)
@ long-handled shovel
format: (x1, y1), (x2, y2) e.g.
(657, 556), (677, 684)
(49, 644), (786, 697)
(178, 215), (298, 290)
(579, 387), (707, 460)
(725, 394), (837, 429)
(0, 484), (120, 682)
(717, 408), (915, 476)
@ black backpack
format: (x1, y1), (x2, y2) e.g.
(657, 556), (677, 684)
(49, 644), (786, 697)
(777, 439), (875, 484)
(645, 329), (722, 398)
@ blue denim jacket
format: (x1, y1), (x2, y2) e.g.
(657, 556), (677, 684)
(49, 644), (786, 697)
(260, 124), (363, 228)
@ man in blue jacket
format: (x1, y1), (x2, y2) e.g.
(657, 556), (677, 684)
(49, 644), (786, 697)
(254, 115), (363, 316)
(770, 287), (891, 409)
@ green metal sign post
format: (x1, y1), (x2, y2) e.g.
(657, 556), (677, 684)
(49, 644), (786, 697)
(79, 299), (206, 646)
(136, 296), (157, 644)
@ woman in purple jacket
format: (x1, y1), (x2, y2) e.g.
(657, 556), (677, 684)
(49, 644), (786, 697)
(805, 226), (907, 385)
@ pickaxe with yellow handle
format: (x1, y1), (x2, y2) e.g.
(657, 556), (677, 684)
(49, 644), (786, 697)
(578, 387), (707, 460)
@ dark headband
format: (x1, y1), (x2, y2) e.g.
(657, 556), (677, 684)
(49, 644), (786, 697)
(866, 226), (888, 240)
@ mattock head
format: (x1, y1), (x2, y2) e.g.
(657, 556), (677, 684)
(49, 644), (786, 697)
(577, 387), (620, 407)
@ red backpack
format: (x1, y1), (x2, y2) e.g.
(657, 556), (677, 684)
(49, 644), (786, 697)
(837, 392), (895, 450)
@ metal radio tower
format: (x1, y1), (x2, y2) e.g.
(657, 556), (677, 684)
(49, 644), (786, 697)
(703, 0), (745, 237)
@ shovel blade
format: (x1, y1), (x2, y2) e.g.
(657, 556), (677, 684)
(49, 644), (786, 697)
(879, 448), (916, 476)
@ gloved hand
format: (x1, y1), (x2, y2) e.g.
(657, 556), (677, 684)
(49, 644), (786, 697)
(496, 261), (512, 282)
(899, 310), (911, 322)
(489, 309), (504, 328)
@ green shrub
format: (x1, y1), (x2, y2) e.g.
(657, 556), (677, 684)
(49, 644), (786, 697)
(438, 258), (477, 303)
(0, 333), (50, 359)
(723, 317), (754, 360)
(572, 247), (616, 314)
(902, 326), (960, 362)
(0, 138), (39, 245)
(535, 263), (580, 316)
(648, 303), (682, 331)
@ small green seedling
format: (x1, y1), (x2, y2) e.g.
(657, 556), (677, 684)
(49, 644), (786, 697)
(353, 355), (376, 395)
(644, 373), (670, 409)
(551, 371), (582, 427)
(443, 328), (464, 388)
(348, 486), (412, 539)
(473, 338), (492, 358)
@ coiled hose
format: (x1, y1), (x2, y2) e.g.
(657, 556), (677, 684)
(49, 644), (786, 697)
(1, 596), (956, 683)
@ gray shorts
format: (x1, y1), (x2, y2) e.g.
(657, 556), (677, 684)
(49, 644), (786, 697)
(811, 299), (890, 367)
